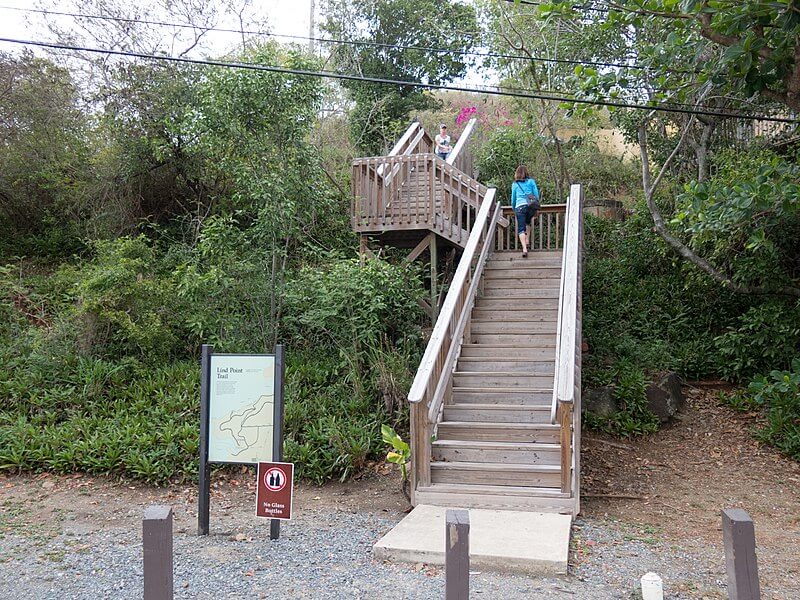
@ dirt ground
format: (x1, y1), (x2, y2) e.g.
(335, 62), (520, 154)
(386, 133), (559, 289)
(580, 385), (800, 596)
(1, 386), (798, 597)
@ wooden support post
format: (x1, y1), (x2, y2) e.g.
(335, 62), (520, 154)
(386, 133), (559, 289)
(429, 232), (438, 323)
(143, 505), (173, 600)
(359, 235), (369, 266)
(445, 509), (470, 600)
(559, 402), (573, 494)
(722, 509), (760, 600)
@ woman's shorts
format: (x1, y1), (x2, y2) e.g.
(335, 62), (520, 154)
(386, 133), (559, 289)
(514, 205), (533, 234)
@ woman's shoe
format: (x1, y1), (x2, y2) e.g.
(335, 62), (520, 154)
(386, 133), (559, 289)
(521, 249), (528, 258)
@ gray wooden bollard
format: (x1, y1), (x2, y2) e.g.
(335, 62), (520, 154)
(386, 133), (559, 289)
(143, 505), (174, 600)
(445, 509), (470, 600)
(722, 508), (760, 600)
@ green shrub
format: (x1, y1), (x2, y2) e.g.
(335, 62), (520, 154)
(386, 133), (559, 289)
(714, 301), (800, 382)
(583, 364), (660, 437)
(724, 359), (800, 460)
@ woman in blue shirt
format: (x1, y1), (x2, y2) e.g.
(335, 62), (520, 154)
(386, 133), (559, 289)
(511, 165), (540, 258)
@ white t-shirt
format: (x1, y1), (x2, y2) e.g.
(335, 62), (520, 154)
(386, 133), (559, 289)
(435, 134), (451, 153)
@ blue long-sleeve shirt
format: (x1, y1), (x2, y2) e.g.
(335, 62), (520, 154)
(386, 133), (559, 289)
(511, 178), (540, 209)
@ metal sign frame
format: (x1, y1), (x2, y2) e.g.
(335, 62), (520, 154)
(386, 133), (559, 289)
(198, 344), (286, 537)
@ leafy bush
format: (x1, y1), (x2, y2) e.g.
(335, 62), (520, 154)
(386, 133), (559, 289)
(583, 363), (660, 437)
(713, 301), (800, 382)
(724, 359), (800, 460)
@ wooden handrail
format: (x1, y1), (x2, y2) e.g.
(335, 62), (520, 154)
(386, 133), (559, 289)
(550, 184), (583, 496)
(427, 200), (501, 424)
(446, 118), (476, 167)
(408, 187), (498, 406)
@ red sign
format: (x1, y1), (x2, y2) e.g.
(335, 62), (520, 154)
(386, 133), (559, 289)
(256, 462), (294, 520)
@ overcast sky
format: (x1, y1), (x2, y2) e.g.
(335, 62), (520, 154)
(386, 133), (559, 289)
(0, 0), (313, 54)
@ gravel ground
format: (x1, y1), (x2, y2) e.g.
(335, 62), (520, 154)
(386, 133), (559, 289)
(0, 504), (735, 599)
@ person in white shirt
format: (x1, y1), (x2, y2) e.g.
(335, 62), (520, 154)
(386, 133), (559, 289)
(435, 124), (452, 160)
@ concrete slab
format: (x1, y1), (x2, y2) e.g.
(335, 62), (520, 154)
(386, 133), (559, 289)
(373, 505), (571, 575)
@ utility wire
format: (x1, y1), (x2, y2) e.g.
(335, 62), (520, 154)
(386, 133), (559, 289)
(0, 36), (795, 124)
(0, 4), (678, 73)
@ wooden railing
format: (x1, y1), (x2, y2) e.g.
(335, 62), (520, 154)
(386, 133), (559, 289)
(550, 184), (583, 497)
(377, 121), (432, 183)
(407, 188), (501, 496)
(446, 118), (476, 177)
(496, 204), (567, 251)
(352, 153), (505, 246)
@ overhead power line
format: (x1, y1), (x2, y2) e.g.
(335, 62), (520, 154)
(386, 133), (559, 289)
(0, 36), (795, 124)
(0, 4), (675, 72)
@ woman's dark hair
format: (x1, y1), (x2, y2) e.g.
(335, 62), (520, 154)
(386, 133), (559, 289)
(514, 165), (529, 181)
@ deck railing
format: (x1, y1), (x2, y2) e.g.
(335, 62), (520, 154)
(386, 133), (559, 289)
(550, 184), (583, 498)
(352, 153), (501, 246)
(406, 188), (501, 497)
(496, 204), (567, 251)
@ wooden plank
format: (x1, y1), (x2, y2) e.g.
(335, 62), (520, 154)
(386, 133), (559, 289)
(431, 462), (561, 487)
(414, 487), (576, 513)
(722, 509), (761, 600)
(446, 509), (470, 600)
(406, 234), (431, 263)
(470, 309), (559, 322)
(432, 439), (559, 463)
(451, 389), (553, 405)
(437, 422), (560, 443)
(455, 359), (555, 373)
(559, 402), (572, 494)
(452, 373), (555, 389)
(440, 405), (554, 425)
(469, 321), (558, 334)
(480, 288), (561, 298)
(473, 298), (560, 310)
(470, 334), (557, 346)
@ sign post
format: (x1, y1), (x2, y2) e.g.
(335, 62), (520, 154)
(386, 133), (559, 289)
(198, 344), (213, 536)
(197, 344), (285, 537)
(270, 345), (286, 540)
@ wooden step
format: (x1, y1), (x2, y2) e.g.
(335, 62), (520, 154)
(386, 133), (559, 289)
(459, 346), (556, 360)
(469, 333), (557, 346)
(482, 279), (562, 290)
(485, 261), (563, 270)
(442, 403), (552, 423)
(414, 483), (573, 513)
(484, 270), (562, 280)
(481, 288), (560, 298)
(436, 422), (560, 443)
(471, 309), (558, 322)
(452, 372), (554, 388)
(451, 387), (553, 404)
(430, 461), (561, 487)
(470, 321), (557, 334)
(490, 251), (562, 260)
(432, 439), (560, 464)
(475, 298), (559, 310)
(455, 359), (554, 374)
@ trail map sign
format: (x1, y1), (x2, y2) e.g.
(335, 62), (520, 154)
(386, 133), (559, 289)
(198, 345), (286, 537)
(208, 354), (275, 464)
(256, 462), (294, 520)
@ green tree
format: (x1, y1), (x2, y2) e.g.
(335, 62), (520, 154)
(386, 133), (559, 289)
(324, 0), (478, 153)
(0, 51), (91, 238)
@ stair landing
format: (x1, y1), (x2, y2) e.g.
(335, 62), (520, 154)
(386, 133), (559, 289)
(373, 504), (571, 574)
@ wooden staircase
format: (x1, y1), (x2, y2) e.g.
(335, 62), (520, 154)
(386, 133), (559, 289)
(414, 250), (577, 513)
(350, 122), (583, 517)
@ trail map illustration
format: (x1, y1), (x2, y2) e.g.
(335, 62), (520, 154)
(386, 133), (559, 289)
(208, 354), (275, 463)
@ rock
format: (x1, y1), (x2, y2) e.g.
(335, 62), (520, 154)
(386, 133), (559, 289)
(583, 386), (618, 418)
(645, 372), (684, 423)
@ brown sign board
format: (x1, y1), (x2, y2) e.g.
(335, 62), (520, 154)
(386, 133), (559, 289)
(256, 462), (294, 520)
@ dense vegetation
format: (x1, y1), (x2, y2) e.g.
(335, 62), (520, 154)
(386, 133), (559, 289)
(0, 44), (427, 484)
(1, 0), (798, 484)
